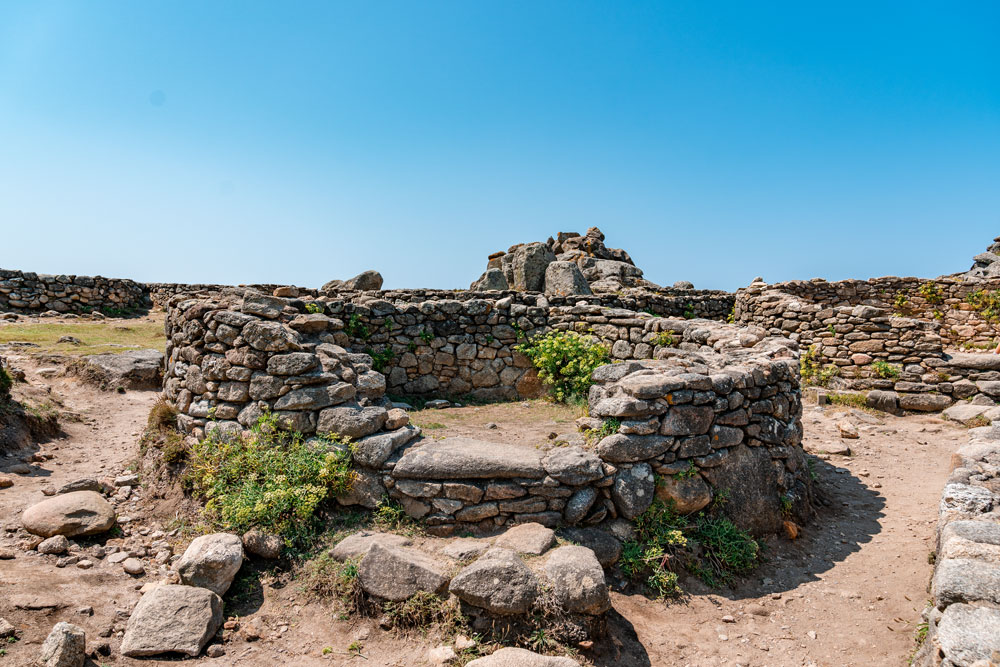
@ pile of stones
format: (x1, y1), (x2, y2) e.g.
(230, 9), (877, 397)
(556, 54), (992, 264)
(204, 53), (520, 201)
(471, 227), (684, 295)
(962, 235), (1000, 279)
(331, 522), (611, 646)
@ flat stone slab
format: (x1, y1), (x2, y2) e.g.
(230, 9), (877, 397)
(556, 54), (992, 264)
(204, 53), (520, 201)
(392, 438), (545, 480)
(947, 353), (1000, 371)
(944, 403), (995, 422)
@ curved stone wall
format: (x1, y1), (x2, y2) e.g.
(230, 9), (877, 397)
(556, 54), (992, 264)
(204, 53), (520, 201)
(163, 292), (810, 537)
(0, 268), (147, 315)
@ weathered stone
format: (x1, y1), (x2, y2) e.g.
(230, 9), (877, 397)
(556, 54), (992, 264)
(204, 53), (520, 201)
(655, 474), (712, 514)
(40, 622), (86, 667)
(501, 243), (555, 292)
(563, 487), (598, 524)
(241, 294), (286, 318)
(558, 528), (621, 567)
(22, 492), (116, 537)
(466, 648), (580, 667)
(543, 546), (611, 615)
(541, 447), (603, 485)
(393, 438), (545, 479)
(316, 404), (388, 439)
(544, 262), (592, 296)
(242, 321), (299, 352)
(242, 530), (283, 559)
(38, 535), (69, 555)
(120, 585), (223, 658)
(660, 405), (714, 436)
(494, 522), (556, 555)
(933, 558), (1000, 607)
(331, 531), (413, 561)
(77, 349), (164, 390)
(266, 352), (319, 376)
(449, 548), (540, 615)
(934, 603), (1000, 666)
(596, 434), (672, 463)
(700, 445), (782, 535)
(471, 268), (509, 292)
(176, 533), (244, 596)
(337, 468), (385, 509)
(351, 425), (421, 469)
(358, 543), (449, 601)
(612, 463), (654, 520)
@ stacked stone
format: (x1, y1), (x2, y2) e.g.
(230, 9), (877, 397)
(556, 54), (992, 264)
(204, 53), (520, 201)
(385, 438), (614, 535)
(912, 423), (1000, 665)
(737, 276), (1000, 349)
(162, 291), (418, 447)
(0, 268), (147, 315)
(584, 330), (813, 535)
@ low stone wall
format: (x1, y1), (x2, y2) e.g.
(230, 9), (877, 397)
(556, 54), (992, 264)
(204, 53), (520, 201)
(0, 268), (147, 315)
(163, 293), (809, 537)
(913, 424), (1000, 665)
(735, 278), (1000, 410)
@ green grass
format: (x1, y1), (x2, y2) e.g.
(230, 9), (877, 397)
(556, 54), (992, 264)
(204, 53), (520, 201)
(0, 320), (166, 355)
(828, 392), (868, 409)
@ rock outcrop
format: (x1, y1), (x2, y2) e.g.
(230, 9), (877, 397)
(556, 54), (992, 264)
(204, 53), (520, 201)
(470, 227), (661, 294)
(963, 236), (1000, 279)
(321, 270), (384, 292)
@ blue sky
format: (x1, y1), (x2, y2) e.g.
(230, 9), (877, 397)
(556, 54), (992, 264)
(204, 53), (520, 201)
(1, 2), (998, 290)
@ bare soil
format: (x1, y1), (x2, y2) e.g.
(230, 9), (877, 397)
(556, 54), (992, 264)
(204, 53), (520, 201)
(0, 333), (967, 667)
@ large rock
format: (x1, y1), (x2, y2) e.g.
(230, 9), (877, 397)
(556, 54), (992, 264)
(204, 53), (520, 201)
(558, 528), (621, 567)
(317, 404), (388, 439)
(331, 531), (413, 561)
(357, 543), (449, 601)
(655, 474), (712, 514)
(699, 445), (782, 536)
(596, 433), (672, 463)
(933, 558), (1000, 607)
(393, 438), (545, 479)
(471, 268), (509, 292)
(351, 425), (421, 469)
(466, 647), (580, 666)
(40, 622), (86, 667)
(543, 546), (611, 615)
(176, 533), (244, 596)
(541, 447), (604, 485)
(76, 349), (163, 390)
(544, 261), (592, 296)
(501, 243), (555, 292)
(933, 603), (1000, 666)
(242, 529), (284, 559)
(948, 353), (1000, 371)
(322, 270), (383, 292)
(898, 393), (952, 412)
(494, 522), (556, 555)
(22, 491), (116, 537)
(449, 548), (540, 615)
(120, 585), (223, 657)
(611, 463), (655, 520)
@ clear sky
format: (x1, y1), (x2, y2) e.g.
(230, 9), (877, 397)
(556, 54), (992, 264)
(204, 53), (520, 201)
(2, 2), (998, 291)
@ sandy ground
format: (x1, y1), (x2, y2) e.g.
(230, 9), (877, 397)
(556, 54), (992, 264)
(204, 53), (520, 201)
(0, 344), (966, 666)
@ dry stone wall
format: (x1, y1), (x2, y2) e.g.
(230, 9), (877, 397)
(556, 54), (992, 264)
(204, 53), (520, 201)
(0, 268), (147, 315)
(913, 423), (1000, 665)
(162, 292), (810, 537)
(735, 277), (1000, 411)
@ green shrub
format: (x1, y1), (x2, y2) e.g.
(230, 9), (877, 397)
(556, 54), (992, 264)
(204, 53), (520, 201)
(515, 330), (610, 402)
(305, 302), (325, 314)
(366, 346), (394, 372)
(692, 515), (760, 581)
(800, 345), (839, 387)
(344, 313), (370, 340)
(917, 281), (943, 304)
(652, 331), (677, 348)
(185, 412), (355, 547)
(870, 360), (901, 379)
(967, 289), (1000, 322)
(892, 290), (910, 314)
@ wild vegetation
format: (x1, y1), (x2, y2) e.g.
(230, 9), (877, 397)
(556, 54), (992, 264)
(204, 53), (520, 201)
(515, 330), (609, 402)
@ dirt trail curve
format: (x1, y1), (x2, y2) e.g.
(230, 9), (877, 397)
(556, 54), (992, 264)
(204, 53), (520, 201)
(0, 353), (966, 666)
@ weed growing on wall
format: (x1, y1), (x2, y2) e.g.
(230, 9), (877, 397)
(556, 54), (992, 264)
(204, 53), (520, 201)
(870, 360), (901, 379)
(652, 331), (677, 348)
(515, 330), (610, 402)
(185, 412), (355, 547)
(305, 302), (325, 314)
(366, 346), (395, 372)
(799, 345), (839, 387)
(344, 313), (370, 340)
(917, 281), (943, 305)
(967, 289), (1000, 322)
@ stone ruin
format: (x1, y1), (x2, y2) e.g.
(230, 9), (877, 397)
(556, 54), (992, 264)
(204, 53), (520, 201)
(470, 226), (672, 295)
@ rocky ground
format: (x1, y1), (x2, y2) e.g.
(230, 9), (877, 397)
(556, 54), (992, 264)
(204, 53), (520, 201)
(0, 331), (969, 666)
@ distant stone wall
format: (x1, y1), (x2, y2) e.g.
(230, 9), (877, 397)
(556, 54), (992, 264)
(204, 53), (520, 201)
(735, 277), (1000, 411)
(163, 293), (809, 536)
(0, 268), (147, 315)
(913, 424), (1000, 665)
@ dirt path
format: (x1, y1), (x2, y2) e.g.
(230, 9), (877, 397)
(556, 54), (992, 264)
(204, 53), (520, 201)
(0, 352), (966, 666)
